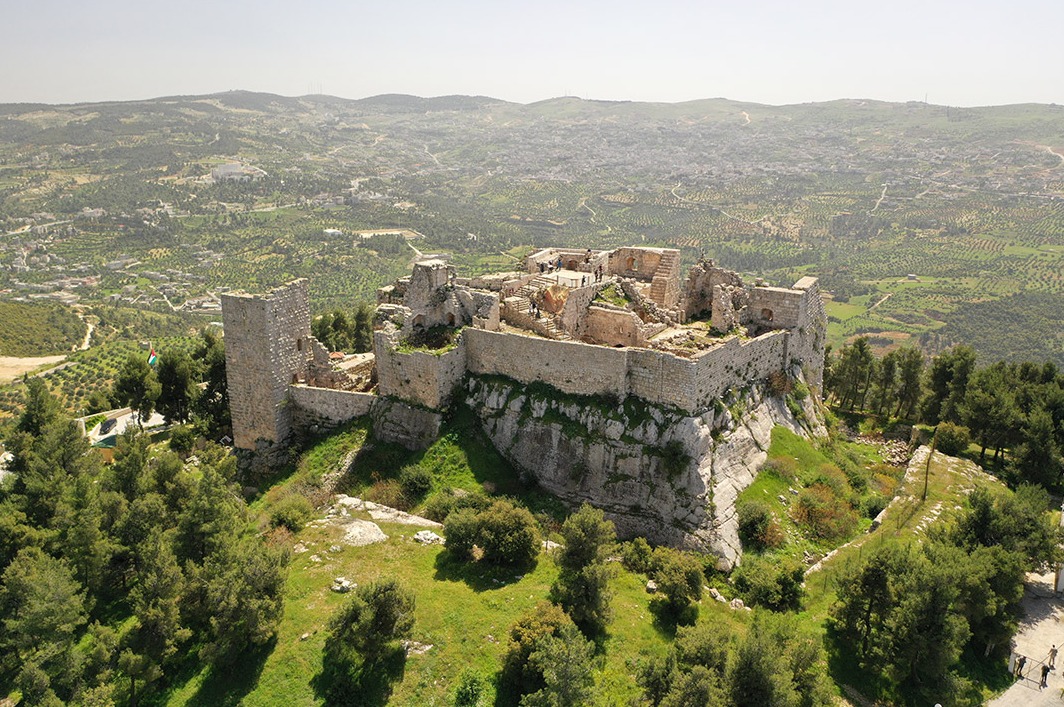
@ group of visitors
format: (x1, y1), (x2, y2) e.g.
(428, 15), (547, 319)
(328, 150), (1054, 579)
(533, 249), (608, 285)
(1013, 643), (1058, 689)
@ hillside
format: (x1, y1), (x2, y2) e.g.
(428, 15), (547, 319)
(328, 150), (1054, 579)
(0, 92), (1063, 364)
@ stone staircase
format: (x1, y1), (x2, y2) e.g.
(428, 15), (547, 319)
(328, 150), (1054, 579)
(648, 249), (681, 309)
(506, 276), (571, 340)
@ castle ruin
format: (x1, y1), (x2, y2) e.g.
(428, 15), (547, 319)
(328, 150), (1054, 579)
(222, 246), (827, 567)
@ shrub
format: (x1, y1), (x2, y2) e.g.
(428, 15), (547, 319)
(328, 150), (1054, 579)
(443, 508), (481, 561)
(422, 491), (459, 522)
(364, 479), (407, 510)
(398, 465), (433, 502)
(444, 500), (539, 566)
(657, 440), (691, 480)
(763, 456), (799, 482)
(935, 422), (971, 456)
(500, 602), (573, 697)
(621, 537), (654, 574)
(422, 489), (491, 523)
(329, 579), (416, 654)
(793, 483), (858, 540)
(454, 670), (487, 707)
(737, 500), (784, 551)
(812, 463), (850, 495)
(168, 424), (197, 457)
(766, 370), (793, 397)
(477, 500), (539, 566)
(651, 547), (704, 616)
(732, 555), (805, 611)
(269, 494), (315, 532)
(860, 494), (888, 519)
(557, 504), (615, 571)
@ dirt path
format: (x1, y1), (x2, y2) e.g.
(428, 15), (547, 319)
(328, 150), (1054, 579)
(868, 292), (894, 311)
(870, 183), (889, 213)
(0, 355), (67, 384)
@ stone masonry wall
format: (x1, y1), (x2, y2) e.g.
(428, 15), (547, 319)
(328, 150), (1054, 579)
(222, 280), (311, 450)
(373, 331), (467, 410)
(684, 262), (743, 320)
(584, 306), (646, 348)
(747, 287), (805, 329)
(465, 327), (793, 414)
(609, 247), (663, 280)
(287, 385), (440, 450)
(464, 328), (629, 398)
(692, 332), (789, 404)
(626, 349), (700, 411)
(789, 278), (827, 391)
(559, 281), (603, 335)
(289, 386), (376, 427)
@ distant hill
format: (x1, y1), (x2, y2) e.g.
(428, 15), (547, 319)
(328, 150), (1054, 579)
(0, 89), (1062, 366)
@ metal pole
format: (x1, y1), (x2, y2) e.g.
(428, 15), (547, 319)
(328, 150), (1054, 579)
(923, 427), (937, 502)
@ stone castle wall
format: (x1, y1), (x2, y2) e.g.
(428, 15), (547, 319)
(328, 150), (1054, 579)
(559, 281), (602, 335)
(609, 247), (664, 280)
(373, 331), (468, 410)
(789, 277), (827, 391)
(691, 331), (789, 403)
(222, 279), (311, 451)
(289, 386), (377, 427)
(583, 305), (647, 348)
(748, 286), (805, 329)
(464, 328), (629, 398)
(462, 327), (793, 413)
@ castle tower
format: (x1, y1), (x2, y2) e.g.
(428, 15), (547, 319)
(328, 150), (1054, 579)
(221, 279), (312, 452)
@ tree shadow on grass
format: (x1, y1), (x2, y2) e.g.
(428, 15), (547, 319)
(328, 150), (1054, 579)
(311, 643), (406, 707)
(647, 597), (698, 639)
(178, 638), (275, 707)
(823, 624), (887, 704)
(433, 549), (536, 592)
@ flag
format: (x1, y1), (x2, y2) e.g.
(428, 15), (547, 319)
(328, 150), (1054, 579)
(147, 347), (157, 366)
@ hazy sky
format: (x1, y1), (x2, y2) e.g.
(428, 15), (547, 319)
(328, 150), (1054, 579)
(3, 0), (1062, 106)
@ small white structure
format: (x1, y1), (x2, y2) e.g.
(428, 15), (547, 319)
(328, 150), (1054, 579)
(211, 163), (267, 183)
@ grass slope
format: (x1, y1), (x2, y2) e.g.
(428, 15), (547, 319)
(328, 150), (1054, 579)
(162, 414), (698, 706)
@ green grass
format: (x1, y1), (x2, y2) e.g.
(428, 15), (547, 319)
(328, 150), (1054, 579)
(161, 512), (687, 706)
(824, 300), (866, 321)
(163, 405), (761, 706)
(802, 447), (1005, 620)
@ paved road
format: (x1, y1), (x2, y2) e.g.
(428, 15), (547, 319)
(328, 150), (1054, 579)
(990, 571), (1064, 706)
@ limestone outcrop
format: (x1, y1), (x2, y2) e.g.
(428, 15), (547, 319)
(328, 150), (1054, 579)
(464, 373), (823, 570)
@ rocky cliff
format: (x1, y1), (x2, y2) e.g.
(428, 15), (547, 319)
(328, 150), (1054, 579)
(463, 373), (824, 569)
